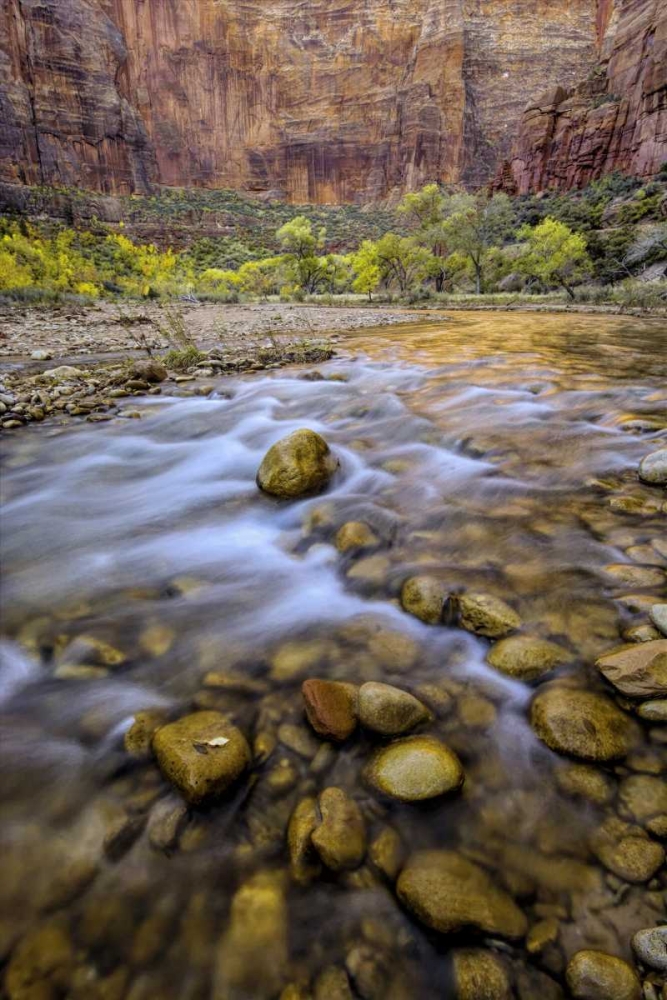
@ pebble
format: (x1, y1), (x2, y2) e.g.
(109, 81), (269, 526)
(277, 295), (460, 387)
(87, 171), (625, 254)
(311, 787), (366, 872)
(487, 635), (570, 681)
(302, 678), (358, 741)
(400, 575), (448, 624)
(453, 591), (521, 638)
(632, 926), (667, 972)
(530, 685), (638, 761)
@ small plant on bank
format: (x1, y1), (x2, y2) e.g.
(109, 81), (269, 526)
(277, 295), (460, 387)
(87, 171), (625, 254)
(152, 303), (207, 369)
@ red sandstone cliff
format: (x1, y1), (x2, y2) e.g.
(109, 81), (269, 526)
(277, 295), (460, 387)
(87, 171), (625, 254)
(505, 0), (667, 192)
(0, 0), (663, 202)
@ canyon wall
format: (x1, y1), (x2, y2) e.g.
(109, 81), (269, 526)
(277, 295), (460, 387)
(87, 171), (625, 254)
(505, 0), (667, 192)
(0, 0), (663, 202)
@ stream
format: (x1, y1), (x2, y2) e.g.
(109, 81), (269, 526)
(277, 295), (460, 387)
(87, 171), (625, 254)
(0, 311), (665, 999)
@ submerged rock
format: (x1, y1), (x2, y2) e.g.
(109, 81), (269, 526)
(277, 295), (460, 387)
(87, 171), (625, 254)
(590, 817), (664, 883)
(397, 850), (527, 938)
(530, 686), (638, 761)
(313, 966), (354, 1000)
(364, 735), (464, 802)
(487, 635), (570, 682)
(311, 787), (366, 871)
(400, 575), (448, 624)
(335, 521), (379, 552)
(565, 950), (640, 1000)
(152, 711), (251, 805)
(639, 448), (667, 486)
(452, 949), (512, 1000)
(215, 871), (288, 999)
(357, 681), (431, 736)
(302, 678), (358, 741)
(257, 428), (338, 499)
(596, 640), (667, 699)
(453, 592), (521, 638)
(287, 796), (321, 885)
(5, 922), (74, 1000)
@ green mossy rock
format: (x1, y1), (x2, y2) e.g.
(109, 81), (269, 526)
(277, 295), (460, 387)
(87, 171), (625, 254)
(454, 592), (521, 638)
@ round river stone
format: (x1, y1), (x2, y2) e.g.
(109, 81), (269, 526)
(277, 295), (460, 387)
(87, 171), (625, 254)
(565, 949), (640, 1000)
(397, 850), (527, 938)
(454, 591), (521, 638)
(487, 635), (570, 682)
(152, 710), (251, 805)
(302, 678), (358, 741)
(639, 448), (667, 486)
(357, 681), (431, 736)
(400, 575), (448, 624)
(257, 428), (338, 499)
(530, 686), (638, 761)
(364, 735), (464, 801)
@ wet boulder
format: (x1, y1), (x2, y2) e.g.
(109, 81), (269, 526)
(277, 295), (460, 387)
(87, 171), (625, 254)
(639, 448), (667, 485)
(487, 635), (570, 682)
(357, 681), (431, 736)
(590, 817), (665, 883)
(397, 850), (527, 938)
(302, 679), (358, 741)
(565, 950), (640, 1000)
(152, 711), (251, 805)
(530, 686), (638, 761)
(257, 428), (338, 499)
(596, 640), (667, 698)
(364, 735), (464, 802)
(452, 592), (521, 639)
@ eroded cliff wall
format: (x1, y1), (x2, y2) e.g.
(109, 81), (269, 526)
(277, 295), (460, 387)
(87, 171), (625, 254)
(0, 0), (662, 201)
(505, 0), (667, 192)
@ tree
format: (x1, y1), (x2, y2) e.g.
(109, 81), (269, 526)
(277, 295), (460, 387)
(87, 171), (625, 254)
(276, 216), (325, 259)
(237, 257), (286, 299)
(440, 191), (514, 294)
(398, 184), (454, 292)
(374, 234), (432, 294)
(518, 217), (593, 299)
(351, 241), (381, 300)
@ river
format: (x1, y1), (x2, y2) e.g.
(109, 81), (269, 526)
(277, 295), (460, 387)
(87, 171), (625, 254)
(0, 311), (665, 999)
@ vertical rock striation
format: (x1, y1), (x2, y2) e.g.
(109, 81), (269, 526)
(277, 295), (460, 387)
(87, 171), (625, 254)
(0, 0), (663, 200)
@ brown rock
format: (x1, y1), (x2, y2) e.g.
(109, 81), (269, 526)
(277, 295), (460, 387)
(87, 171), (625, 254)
(453, 592), (521, 638)
(565, 950), (640, 1000)
(257, 429), (338, 499)
(357, 681), (431, 736)
(453, 949), (512, 1000)
(596, 640), (667, 699)
(487, 635), (570, 682)
(397, 850), (527, 938)
(364, 735), (464, 802)
(400, 575), (448, 625)
(530, 686), (638, 761)
(311, 787), (366, 872)
(152, 711), (251, 805)
(302, 679), (358, 741)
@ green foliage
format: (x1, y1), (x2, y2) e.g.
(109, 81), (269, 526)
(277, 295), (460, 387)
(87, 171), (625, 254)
(351, 241), (381, 299)
(163, 345), (207, 371)
(517, 218), (593, 298)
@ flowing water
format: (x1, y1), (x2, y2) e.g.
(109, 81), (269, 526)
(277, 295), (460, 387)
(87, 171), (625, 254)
(0, 311), (666, 999)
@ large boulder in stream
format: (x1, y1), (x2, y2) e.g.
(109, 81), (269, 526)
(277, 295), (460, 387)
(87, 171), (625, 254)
(152, 711), (251, 805)
(257, 428), (338, 499)
(397, 850), (527, 939)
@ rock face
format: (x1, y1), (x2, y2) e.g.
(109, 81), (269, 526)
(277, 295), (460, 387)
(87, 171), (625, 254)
(505, 0), (667, 192)
(1, 0), (642, 202)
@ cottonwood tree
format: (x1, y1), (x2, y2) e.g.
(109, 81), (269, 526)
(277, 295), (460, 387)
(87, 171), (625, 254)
(518, 217), (592, 299)
(440, 191), (514, 294)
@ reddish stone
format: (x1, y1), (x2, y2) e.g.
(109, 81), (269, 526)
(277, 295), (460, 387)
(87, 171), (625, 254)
(302, 679), (358, 742)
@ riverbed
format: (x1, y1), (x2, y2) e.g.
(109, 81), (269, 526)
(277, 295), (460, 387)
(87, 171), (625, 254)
(0, 311), (665, 999)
